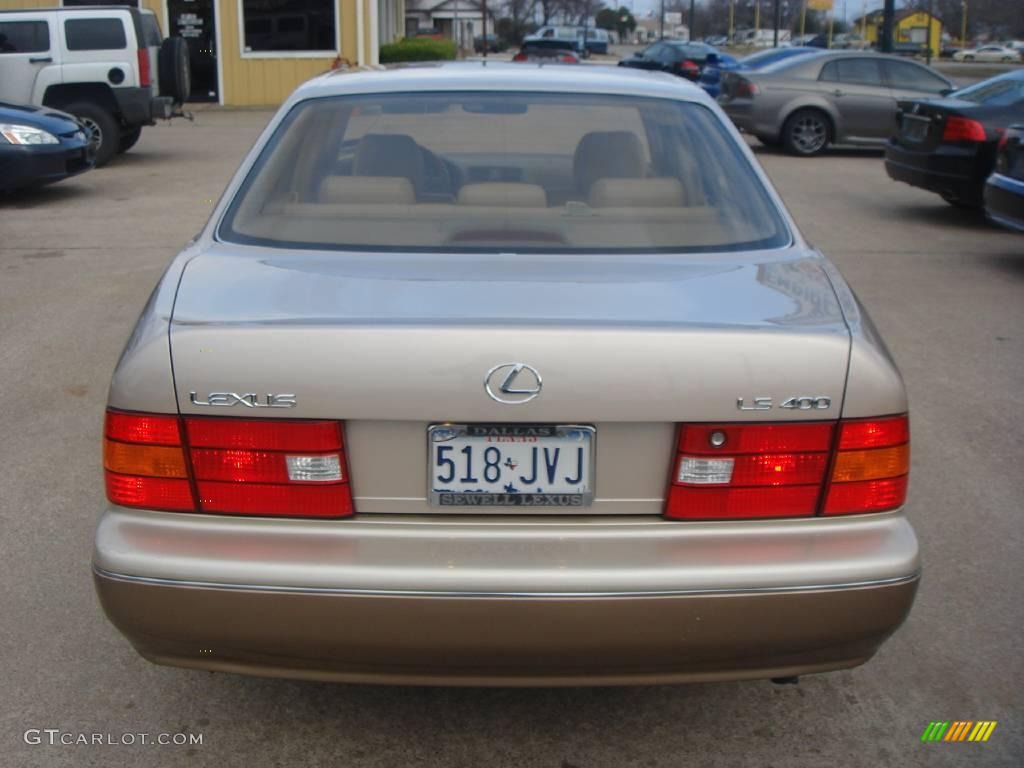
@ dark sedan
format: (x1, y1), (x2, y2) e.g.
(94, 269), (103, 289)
(0, 102), (94, 193)
(619, 41), (727, 82)
(985, 125), (1024, 232)
(885, 71), (1024, 208)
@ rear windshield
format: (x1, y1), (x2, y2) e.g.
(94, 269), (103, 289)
(219, 91), (790, 254)
(952, 75), (1024, 106)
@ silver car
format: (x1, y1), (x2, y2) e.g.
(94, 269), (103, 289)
(94, 64), (918, 686)
(719, 50), (954, 155)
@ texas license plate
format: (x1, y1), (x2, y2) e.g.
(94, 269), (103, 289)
(428, 424), (595, 508)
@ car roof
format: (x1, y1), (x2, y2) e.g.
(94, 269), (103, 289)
(301, 62), (711, 103)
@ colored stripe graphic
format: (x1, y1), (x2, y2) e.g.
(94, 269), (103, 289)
(921, 721), (996, 743)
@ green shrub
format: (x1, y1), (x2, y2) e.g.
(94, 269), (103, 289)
(380, 38), (457, 63)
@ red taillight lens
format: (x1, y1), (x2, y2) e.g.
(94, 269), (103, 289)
(664, 416), (909, 520)
(735, 78), (760, 98)
(136, 47), (150, 88)
(560, 54), (577, 63)
(824, 415), (909, 516)
(942, 116), (987, 143)
(666, 422), (834, 520)
(512, 53), (527, 62)
(103, 410), (354, 518)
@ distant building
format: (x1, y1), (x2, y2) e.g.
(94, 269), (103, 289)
(404, 0), (492, 49)
(854, 9), (943, 58)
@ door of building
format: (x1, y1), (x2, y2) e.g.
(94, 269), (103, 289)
(167, 0), (217, 102)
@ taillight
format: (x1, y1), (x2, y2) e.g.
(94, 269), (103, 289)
(103, 410), (354, 518)
(665, 416), (909, 520)
(942, 116), (986, 142)
(823, 415), (909, 516)
(512, 53), (527, 62)
(735, 78), (760, 98)
(136, 47), (151, 88)
(560, 54), (577, 63)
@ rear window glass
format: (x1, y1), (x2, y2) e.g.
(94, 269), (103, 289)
(140, 14), (162, 47)
(65, 18), (127, 51)
(220, 92), (790, 254)
(0, 20), (50, 53)
(952, 75), (1024, 106)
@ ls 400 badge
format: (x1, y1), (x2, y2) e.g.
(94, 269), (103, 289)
(189, 391), (297, 408)
(737, 396), (832, 411)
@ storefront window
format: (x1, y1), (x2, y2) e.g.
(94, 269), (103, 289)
(242, 0), (336, 54)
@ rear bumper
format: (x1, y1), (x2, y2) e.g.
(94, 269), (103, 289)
(984, 172), (1024, 233)
(94, 507), (920, 685)
(884, 139), (990, 202)
(112, 87), (174, 126)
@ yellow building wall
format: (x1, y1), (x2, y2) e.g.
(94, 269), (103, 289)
(0, 0), (54, 8)
(894, 13), (942, 59)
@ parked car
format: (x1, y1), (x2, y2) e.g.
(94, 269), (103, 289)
(512, 40), (579, 64)
(93, 64), (919, 687)
(619, 41), (724, 80)
(0, 6), (189, 166)
(885, 71), (1024, 207)
(523, 26), (586, 57)
(578, 27), (609, 55)
(472, 34), (504, 54)
(0, 100), (94, 192)
(952, 45), (1020, 63)
(699, 46), (814, 98)
(984, 124), (1024, 231)
(719, 51), (954, 155)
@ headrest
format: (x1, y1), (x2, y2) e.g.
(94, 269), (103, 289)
(573, 131), (646, 195)
(457, 182), (548, 207)
(588, 178), (686, 208)
(319, 176), (416, 204)
(353, 134), (424, 180)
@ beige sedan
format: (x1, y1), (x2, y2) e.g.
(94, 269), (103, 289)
(93, 64), (918, 686)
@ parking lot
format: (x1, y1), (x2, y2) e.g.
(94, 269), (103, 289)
(1, 109), (1021, 767)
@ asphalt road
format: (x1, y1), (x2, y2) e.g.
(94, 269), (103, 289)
(1, 110), (1021, 768)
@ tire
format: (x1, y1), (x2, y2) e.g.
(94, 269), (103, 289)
(158, 36), (191, 105)
(964, 55), (975, 62)
(781, 108), (831, 156)
(117, 127), (142, 154)
(65, 101), (119, 167)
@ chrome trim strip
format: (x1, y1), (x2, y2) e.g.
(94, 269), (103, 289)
(93, 565), (919, 599)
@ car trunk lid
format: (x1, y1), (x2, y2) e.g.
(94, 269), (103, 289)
(169, 245), (851, 513)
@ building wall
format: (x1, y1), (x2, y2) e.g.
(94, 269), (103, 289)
(0, 0), (389, 107)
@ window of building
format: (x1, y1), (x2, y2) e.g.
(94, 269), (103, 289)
(241, 0), (336, 55)
(0, 20), (50, 53)
(65, 18), (127, 50)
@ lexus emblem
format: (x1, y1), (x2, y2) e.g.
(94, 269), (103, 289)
(484, 363), (542, 404)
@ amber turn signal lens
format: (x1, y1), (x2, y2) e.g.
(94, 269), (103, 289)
(831, 444), (909, 483)
(103, 439), (188, 478)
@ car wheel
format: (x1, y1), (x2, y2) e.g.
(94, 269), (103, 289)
(158, 36), (191, 105)
(782, 109), (830, 156)
(65, 101), (119, 167)
(964, 55), (975, 61)
(1001, 56), (1012, 62)
(117, 127), (142, 154)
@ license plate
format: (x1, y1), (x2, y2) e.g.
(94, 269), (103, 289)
(428, 424), (595, 508)
(902, 115), (930, 142)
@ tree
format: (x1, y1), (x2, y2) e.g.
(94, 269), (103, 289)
(596, 6), (636, 38)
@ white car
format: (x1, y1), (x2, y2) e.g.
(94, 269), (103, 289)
(953, 45), (1021, 63)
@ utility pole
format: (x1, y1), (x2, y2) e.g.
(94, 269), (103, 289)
(660, 0), (665, 39)
(926, 0), (933, 64)
(961, 1), (968, 46)
(880, 0), (894, 53)
(729, 0), (735, 43)
(773, 0), (781, 47)
(481, 0), (487, 58)
(800, 0), (806, 39)
(689, 0), (695, 43)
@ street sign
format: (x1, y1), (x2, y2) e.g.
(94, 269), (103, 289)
(664, 12), (683, 25)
